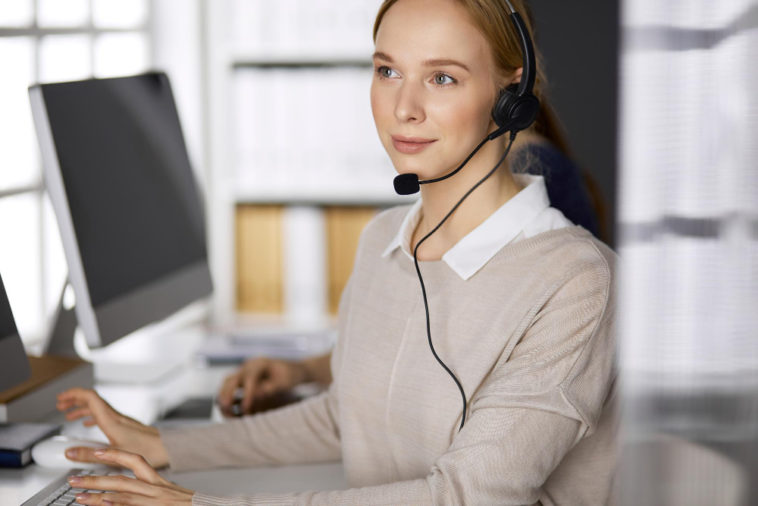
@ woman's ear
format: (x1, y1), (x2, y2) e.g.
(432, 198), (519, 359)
(510, 66), (523, 86)
(496, 67), (523, 91)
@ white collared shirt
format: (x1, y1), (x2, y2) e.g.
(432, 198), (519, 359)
(381, 174), (575, 280)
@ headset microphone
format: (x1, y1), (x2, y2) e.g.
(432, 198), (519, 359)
(393, 173), (422, 195)
(392, 126), (508, 195)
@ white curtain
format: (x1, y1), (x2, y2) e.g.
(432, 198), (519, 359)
(617, 1), (758, 504)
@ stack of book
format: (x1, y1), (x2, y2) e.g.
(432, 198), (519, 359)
(235, 205), (379, 318)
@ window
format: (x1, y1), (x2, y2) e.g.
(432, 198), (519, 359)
(0, 0), (151, 345)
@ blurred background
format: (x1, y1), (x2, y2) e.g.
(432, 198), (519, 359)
(615, 1), (758, 504)
(0, 0), (756, 504)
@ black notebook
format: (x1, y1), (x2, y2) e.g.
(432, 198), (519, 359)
(0, 423), (60, 467)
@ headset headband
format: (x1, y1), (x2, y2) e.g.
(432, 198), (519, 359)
(502, 0), (536, 98)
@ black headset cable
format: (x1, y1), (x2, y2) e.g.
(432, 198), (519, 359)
(412, 130), (517, 431)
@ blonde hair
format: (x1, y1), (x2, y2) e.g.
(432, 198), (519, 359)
(373, 0), (572, 158)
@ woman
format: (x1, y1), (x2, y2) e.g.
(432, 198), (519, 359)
(61, 1), (617, 504)
(216, 1), (605, 418)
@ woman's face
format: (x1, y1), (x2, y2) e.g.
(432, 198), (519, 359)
(371, 0), (501, 180)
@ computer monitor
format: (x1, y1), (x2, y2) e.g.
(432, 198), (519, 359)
(29, 72), (213, 350)
(0, 272), (31, 391)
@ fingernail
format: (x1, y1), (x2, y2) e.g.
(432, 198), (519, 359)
(65, 449), (76, 458)
(76, 492), (89, 501)
(68, 475), (81, 484)
(93, 449), (106, 456)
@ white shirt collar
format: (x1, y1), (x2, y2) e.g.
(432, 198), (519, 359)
(382, 174), (553, 280)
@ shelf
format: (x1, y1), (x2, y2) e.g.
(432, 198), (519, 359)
(232, 56), (372, 70)
(233, 188), (415, 207)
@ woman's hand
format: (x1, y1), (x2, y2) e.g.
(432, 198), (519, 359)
(57, 388), (169, 468)
(69, 448), (193, 505)
(217, 357), (309, 416)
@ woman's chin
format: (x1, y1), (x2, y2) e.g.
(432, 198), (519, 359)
(391, 163), (435, 181)
(388, 153), (452, 182)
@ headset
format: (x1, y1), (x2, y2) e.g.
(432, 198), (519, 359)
(393, 0), (540, 196)
(392, 0), (540, 430)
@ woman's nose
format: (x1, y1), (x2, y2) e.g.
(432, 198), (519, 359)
(394, 82), (426, 124)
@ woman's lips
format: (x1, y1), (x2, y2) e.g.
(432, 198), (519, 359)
(391, 135), (437, 154)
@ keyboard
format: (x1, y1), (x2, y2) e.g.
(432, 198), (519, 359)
(22, 468), (127, 506)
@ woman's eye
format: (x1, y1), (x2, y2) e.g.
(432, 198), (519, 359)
(376, 66), (397, 79)
(433, 73), (455, 86)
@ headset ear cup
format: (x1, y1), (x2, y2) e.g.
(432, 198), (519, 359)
(508, 93), (540, 132)
(492, 86), (518, 130)
(491, 85), (540, 134)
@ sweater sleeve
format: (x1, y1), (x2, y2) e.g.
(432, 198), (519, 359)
(187, 254), (616, 505)
(160, 387), (341, 472)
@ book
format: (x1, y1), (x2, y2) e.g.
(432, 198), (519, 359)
(235, 205), (378, 317)
(0, 355), (94, 423)
(0, 422), (61, 467)
(236, 204), (285, 314)
(325, 206), (378, 314)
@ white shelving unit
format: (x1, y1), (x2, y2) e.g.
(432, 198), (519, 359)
(203, 0), (409, 326)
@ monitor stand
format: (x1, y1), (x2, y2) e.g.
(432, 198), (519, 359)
(45, 280), (205, 384)
(44, 283), (78, 358)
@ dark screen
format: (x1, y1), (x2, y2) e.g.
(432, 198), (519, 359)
(0, 274), (19, 341)
(0, 272), (31, 391)
(41, 73), (207, 307)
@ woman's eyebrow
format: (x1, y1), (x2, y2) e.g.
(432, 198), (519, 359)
(372, 53), (470, 72)
(372, 51), (393, 62)
(422, 58), (470, 72)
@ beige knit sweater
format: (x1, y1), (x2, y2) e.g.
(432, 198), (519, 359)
(161, 206), (618, 505)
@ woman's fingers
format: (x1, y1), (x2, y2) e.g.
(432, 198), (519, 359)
(65, 446), (112, 464)
(69, 449), (194, 505)
(63, 407), (93, 421)
(58, 387), (100, 406)
(55, 390), (166, 469)
(260, 377), (277, 396)
(74, 490), (131, 505)
(217, 373), (242, 411)
(69, 473), (151, 496)
(57, 388), (125, 438)
(57, 386), (87, 402)
(58, 389), (109, 419)
(241, 374), (258, 412)
(90, 448), (167, 485)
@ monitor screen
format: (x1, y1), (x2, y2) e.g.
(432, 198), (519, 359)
(41, 73), (206, 306)
(31, 72), (213, 347)
(0, 273), (31, 391)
